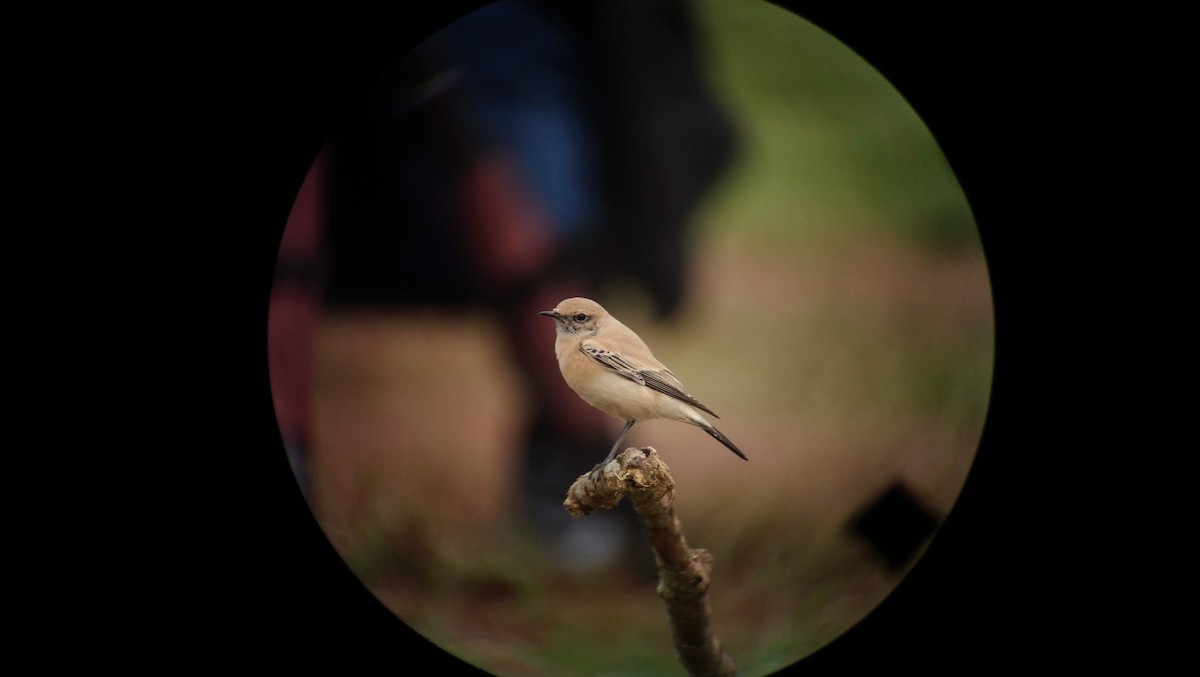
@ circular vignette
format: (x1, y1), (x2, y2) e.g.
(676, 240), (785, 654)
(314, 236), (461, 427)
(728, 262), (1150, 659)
(265, 2), (999, 675)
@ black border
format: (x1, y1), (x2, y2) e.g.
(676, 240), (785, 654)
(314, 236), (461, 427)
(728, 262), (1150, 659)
(196, 2), (1099, 672)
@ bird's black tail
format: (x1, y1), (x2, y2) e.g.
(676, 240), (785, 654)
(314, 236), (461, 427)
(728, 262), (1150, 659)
(703, 424), (748, 461)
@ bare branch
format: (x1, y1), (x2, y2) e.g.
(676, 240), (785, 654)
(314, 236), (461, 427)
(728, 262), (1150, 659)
(565, 447), (737, 677)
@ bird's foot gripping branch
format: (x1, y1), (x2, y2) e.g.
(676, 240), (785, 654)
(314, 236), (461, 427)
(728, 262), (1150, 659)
(564, 447), (737, 677)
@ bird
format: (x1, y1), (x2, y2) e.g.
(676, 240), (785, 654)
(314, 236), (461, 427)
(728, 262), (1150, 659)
(539, 297), (748, 465)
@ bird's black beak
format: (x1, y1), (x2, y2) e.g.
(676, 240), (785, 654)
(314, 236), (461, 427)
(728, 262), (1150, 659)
(538, 310), (560, 319)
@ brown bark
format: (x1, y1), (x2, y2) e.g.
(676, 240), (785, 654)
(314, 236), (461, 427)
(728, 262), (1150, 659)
(565, 447), (737, 677)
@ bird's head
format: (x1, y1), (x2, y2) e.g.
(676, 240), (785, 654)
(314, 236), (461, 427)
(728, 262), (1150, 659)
(539, 297), (607, 335)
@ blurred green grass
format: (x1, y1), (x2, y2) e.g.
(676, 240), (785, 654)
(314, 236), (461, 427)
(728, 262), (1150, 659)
(695, 0), (978, 251)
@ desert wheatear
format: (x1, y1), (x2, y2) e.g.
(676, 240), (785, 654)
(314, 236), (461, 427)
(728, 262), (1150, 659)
(539, 297), (748, 464)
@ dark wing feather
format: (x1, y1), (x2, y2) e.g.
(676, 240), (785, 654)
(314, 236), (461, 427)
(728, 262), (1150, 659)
(580, 342), (718, 417)
(580, 342), (645, 385)
(641, 369), (718, 417)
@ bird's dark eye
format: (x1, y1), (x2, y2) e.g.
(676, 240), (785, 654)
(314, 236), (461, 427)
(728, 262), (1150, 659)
(574, 313), (588, 322)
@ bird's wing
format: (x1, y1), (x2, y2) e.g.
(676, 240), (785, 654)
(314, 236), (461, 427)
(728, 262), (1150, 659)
(580, 341), (646, 385)
(580, 341), (718, 418)
(641, 369), (719, 417)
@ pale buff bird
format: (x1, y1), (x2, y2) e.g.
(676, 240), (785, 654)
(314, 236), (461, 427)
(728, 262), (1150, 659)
(539, 297), (748, 464)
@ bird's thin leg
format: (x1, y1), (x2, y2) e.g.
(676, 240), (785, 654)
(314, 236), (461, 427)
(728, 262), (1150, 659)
(600, 419), (636, 466)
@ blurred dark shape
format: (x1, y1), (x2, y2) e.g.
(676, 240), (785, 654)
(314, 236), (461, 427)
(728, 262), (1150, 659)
(323, 0), (737, 316)
(850, 482), (941, 572)
(558, 0), (739, 317)
(271, 0), (736, 572)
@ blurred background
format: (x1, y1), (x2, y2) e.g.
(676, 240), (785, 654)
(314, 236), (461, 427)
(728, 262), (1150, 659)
(267, 1), (993, 675)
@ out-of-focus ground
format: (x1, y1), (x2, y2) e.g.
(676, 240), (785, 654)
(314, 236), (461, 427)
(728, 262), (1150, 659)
(281, 2), (994, 675)
(306, 235), (990, 677)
